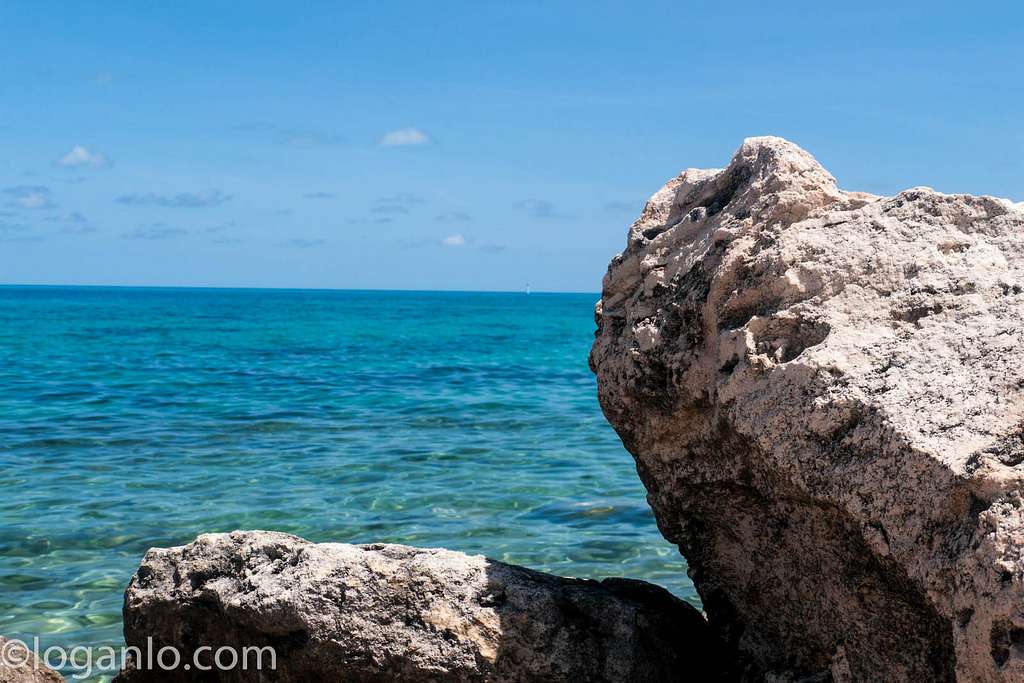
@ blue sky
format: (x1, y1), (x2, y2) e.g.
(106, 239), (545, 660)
(1, 1), (1021, 292)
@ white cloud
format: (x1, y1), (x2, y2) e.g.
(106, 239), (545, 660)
(54, 145), (113, 169)
(117, 189), (231, 207)
(3, 185), (55, 209)
(442, 233), (466, 247)
(379, 127), (431, 147)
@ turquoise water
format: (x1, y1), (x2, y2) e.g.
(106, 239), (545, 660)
(0, 286), (693, 680)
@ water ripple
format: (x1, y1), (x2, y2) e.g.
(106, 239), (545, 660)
(0, 287), (696, 682)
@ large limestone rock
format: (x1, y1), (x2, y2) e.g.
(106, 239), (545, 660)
(0, 636), (66, 683)
(114, 531), (726, 682)
(590, 136), (1024, 682)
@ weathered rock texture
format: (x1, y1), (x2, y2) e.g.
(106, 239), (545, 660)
(590, 136), (1024, 682)
(114, 530), (726, 682)
(0, 636), (66, 683)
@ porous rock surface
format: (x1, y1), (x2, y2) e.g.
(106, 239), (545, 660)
(0, 636), (66, 683)
(113, 530), (725, 682)
(590, 136), (1024, 682)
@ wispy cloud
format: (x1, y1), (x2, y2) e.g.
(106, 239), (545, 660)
(121, 224), (188, 239)
(279, 238), (326, 248)
(400, 234), (477, 249)
(372, 193), (423, 215)
(378, 193), (424, 204)
(283, 131), (343, 147)
(45, 212), (96, 234)
(436, 212), (470, 222)
(399, 237), (437, 249)
(371, 204), (409, 214)
(303, 192), (335, 199)
(204, 222), (235, 234)
(116, 189), (231, 208)
(53, 145), (113, 169)
(228, 122), (343, 147)
(379, 127), (431, 147)
(0, 220), (32, 239)
(227, 122), (278, 134)
(514, 199), (561, 218)
(4, 186), (55, 210)
(348, 217), (392, 225)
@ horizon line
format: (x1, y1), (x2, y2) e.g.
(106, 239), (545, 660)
(0, 283), (601, 296)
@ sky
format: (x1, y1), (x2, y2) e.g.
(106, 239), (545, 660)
(0, 1), (1022, 292)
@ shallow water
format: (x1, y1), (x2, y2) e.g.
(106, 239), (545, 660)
(0, 286), (694, 680)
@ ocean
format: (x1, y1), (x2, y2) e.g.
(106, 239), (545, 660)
(0, 286), (695, 680)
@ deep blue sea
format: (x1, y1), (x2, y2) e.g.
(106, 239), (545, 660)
(0, 286), (694, 680)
